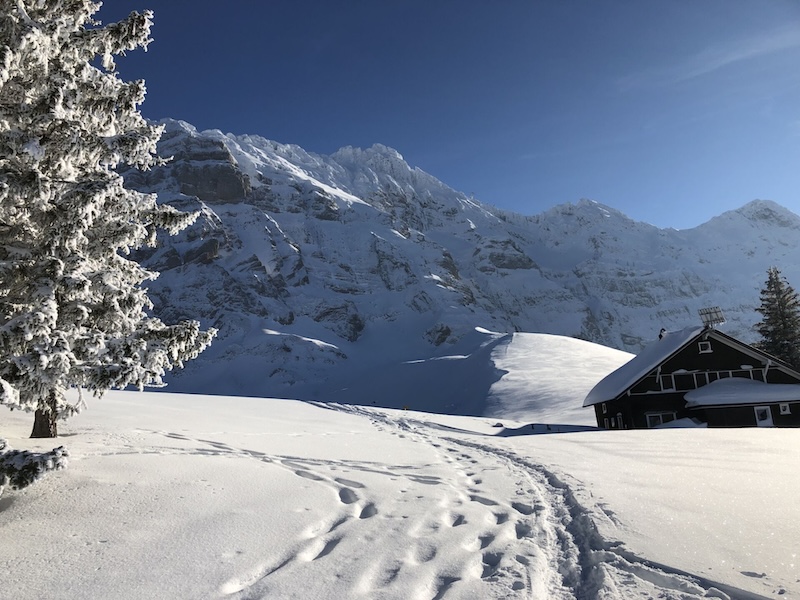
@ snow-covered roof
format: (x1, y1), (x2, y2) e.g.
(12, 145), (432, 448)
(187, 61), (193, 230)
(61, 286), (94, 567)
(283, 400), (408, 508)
(583, 326), (704, 407)
(685, 377), (800, 408)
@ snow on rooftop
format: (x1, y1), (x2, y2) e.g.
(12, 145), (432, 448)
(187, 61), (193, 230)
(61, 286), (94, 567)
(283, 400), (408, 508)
(583, 326), (704, 406)
(685, 377), (800, 407)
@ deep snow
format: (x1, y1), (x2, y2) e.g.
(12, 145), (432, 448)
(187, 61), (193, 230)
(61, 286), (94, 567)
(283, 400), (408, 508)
(2, 334), (796, 599)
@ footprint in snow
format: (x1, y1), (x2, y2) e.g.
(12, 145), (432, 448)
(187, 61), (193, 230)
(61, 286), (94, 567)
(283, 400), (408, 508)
(409, 475), (441, 485)
(295, 469), (325, 481)
(379, 563), (403, 585)
(469, 494), (499, 506)
(481, 551), (503, 578)
(409, 542), (438, 564)
(431, 575), (460, 600)
(327, 516), (349, 533)
(451, 514), (466, 527)
(281, 460), (306, 470)
(493, 512), (509, 525)
(334, 477), (365, 488)
(511, 501), (534, 515)
(338, 488), (358, 504)
(515, 522), (532, 539)
(200, 439), (234, 451)
(298, 536), (342, 562)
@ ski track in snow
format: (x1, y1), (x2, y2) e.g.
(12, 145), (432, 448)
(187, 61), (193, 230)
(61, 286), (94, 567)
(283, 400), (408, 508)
(142, 407), (770, 600)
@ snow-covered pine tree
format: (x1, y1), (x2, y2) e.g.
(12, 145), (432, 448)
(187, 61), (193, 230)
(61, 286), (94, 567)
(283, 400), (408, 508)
(0, 1), (216, 438)
(0, 438), (67, 497)
(755, 266), (800, 369)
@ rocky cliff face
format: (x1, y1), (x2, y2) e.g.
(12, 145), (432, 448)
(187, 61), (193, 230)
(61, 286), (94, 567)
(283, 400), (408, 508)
(123, 119), (800, 399)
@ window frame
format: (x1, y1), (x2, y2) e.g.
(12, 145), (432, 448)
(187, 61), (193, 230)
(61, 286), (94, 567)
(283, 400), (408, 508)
(698, 341), (713, 354)
(645, 411), (677, 428)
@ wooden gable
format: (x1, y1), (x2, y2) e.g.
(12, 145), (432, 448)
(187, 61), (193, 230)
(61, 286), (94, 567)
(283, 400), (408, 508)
(628, 329), (800, 397)
(585, 326), (800, 429)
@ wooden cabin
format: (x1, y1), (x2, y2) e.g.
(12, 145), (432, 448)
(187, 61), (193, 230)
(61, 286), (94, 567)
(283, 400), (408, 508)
(584, 325), (800, 429)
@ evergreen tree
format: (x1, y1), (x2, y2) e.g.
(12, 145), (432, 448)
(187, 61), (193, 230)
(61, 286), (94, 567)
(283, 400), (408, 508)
(755, 266), (800, 369)
(0, 438), (67, 497)
(0, 1), (216, 438)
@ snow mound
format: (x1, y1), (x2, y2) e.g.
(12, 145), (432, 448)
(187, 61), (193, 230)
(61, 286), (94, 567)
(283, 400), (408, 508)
(486, 333), (633, 423)
(322, 330), (631, 423)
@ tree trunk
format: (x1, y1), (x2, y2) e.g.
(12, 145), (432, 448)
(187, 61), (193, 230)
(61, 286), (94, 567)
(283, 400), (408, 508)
(30, 392), (58, 438)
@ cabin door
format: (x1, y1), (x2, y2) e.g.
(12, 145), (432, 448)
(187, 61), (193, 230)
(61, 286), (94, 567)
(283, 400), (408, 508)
(754, 406), (774, 427)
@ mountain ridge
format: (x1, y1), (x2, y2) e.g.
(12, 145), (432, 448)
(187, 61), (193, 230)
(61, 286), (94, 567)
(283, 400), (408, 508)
(123, 119), (800, 406)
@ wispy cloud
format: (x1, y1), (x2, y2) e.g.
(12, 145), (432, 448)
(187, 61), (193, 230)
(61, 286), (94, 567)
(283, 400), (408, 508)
(619, 23), (800, 90)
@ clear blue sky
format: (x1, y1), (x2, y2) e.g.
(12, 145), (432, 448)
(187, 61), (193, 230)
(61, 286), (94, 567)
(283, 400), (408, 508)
(102, 1), (800, 229)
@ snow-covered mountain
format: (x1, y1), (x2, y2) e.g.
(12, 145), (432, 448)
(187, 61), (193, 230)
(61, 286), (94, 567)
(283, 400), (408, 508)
(123, 119), (800, 403)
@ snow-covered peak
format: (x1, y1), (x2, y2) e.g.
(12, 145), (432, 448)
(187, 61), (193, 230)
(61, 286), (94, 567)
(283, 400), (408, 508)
(696, 198), (800, 232)
(536, 198), (646, 227)
(158, 118), (200, 136)
(732, 199), (800, 228)
(121, 119), (800, 406)
(331, 143), (405, 164)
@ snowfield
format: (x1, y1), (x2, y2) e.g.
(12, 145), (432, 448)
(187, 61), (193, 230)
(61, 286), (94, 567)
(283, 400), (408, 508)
(3, 389), (799, 598)
(1, 333), (797, 599)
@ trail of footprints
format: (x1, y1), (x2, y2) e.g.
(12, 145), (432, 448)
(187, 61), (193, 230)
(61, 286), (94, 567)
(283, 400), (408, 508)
(152, 412), (714, 599)
(338, 408), (553, 598)
(333, 407), (716, 599)
(436, 445), (550, 596)
(148, 430), (381, 596)
(158, 422), (548, 598)
(217, 458), (379, 597)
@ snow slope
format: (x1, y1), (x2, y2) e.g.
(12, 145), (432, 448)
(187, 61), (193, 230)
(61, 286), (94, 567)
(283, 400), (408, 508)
(321, 329), (633, 422)
(485, 333), (632, 424)
(3, 393), (795, 600)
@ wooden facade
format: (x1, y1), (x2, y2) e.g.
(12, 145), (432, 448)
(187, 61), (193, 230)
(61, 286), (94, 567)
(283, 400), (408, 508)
(695, 402), (800, 428)
(585, 327), (800, 429)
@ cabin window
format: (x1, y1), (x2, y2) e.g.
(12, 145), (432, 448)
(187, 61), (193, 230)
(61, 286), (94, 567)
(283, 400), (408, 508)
(602, 402), (608, 414)
(604, 418), (609, 429)
(780, 403), (791, 415)
(698, 341), (712, 354)
(754, 406), (773, 427)
(674, 373), (695, 390)
(616, 413), (624, 429)
(646, 412), (677, 428)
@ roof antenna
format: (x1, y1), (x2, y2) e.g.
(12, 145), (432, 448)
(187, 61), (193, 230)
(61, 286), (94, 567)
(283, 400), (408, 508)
(698, 306), (726, 329)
